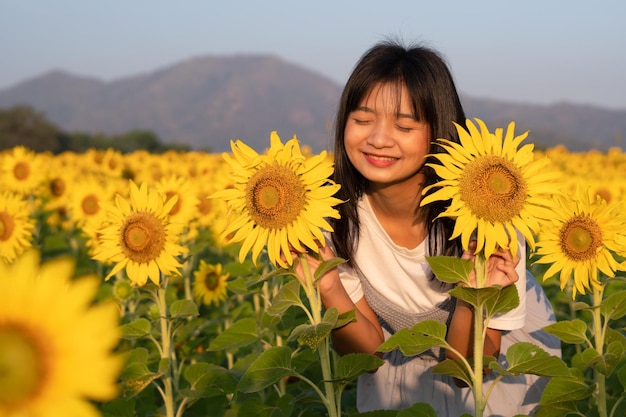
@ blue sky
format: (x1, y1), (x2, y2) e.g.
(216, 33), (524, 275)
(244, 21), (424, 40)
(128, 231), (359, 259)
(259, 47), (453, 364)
(1, 0), (625, 109)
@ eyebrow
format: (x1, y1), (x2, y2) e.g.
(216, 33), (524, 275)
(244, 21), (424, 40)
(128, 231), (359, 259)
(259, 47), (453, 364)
(354, 106), (416, 120)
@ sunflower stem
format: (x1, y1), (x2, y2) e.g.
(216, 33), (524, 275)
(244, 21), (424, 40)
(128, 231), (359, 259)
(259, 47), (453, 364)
(156, 279), (176, 417)
(591, 286), (607, 417)
(472, 253), (488, 417)
(298, 253), (339, 417)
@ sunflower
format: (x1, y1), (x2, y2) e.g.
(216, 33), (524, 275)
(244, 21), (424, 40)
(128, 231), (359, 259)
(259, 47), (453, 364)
(0, 146), (46, 195)
(421, 118), (558, 259)
(155, 174), (199, 226)
(0, 249), (122, 417)
(532, 187), (626, 298)
(192, 260), (229, 306)
(67, 175), (115, 228)
(210, 131), (342, 268)
(0, 191), (36, 263)
(90, 180), (188, 286)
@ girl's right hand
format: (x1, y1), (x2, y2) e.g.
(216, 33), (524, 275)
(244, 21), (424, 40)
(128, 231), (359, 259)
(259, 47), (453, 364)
(461, 241), (520, 288)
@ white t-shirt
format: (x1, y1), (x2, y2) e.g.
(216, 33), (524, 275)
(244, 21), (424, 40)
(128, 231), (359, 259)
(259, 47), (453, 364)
(338, 195), (526, 331)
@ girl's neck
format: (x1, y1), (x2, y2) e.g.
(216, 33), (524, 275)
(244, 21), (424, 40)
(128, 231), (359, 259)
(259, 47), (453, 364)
(365, 180), (428, 249)
(365, 173), (425, 218)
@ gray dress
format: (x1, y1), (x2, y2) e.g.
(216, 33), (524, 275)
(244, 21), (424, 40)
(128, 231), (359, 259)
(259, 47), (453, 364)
(356, 269), (561, 417)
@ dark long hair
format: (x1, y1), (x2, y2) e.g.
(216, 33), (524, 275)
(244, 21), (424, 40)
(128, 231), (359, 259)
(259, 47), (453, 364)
(330, 40), (465, 266)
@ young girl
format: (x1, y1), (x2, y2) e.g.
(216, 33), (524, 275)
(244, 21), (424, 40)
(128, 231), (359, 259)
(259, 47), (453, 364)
(303, 40), (561, 416)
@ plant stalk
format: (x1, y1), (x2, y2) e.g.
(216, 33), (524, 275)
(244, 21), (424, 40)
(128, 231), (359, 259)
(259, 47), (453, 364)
(157, 282), (175, 417)
(592, 286), (607, 417)
(299, 254), (339, 417)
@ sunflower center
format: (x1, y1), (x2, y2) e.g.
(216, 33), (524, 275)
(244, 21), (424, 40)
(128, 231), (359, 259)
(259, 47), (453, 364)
(560, 215), (603, 261)
(0, 326), (47, 408)
(197, 195), (211, 215)
(0, 212), (15, 241)
(120, 212), (166, 263)
(81, 194), (100, 216)
(459, 155), (527, 223)
(50, 178), (66, 197)
(245, 164), (306, 229)
(13, 162), (30, 181)
(204, 271), (219, 290)
(166, 191), (182, 216)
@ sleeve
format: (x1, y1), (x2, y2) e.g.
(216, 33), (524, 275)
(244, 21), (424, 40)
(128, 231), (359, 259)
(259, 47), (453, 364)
(323, 231), (364, 304)
(337, 262), (364, 303)
(487, 230), (527, 330)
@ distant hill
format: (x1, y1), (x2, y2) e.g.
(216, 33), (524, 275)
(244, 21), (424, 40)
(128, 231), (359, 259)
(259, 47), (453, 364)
(0, 54), (624, 153)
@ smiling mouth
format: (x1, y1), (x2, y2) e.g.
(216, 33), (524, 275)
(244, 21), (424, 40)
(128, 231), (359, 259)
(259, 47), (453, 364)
(364, 153), (397, 162)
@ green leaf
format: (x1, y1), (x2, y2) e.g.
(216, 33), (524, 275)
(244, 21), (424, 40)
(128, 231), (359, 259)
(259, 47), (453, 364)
(169, 299), (199, 318)
(618, 360), (626, 390)
(498, 342), (571, 377)
(289, 322), (333, 350)
(265, 279), (302, 317)
(181, 362), (237, 398)
(313, 256), (346, 281)
(534, 401), (581, 417)
(120, 362), (161, 398)
(207, 318), (259, 351)
(431, 358), (473, 387)
(426, 256), (473, 285)
(322, 306), (339, 326)
(335, 308), (357, 329)
(483, 284), (519, 317)
(236, 394), (295, 417)
(353, 411), (398, 417)
(334, 353), (384, 382)
(539, 377), (594, 404)
(158, 358), (170, 376)
(606, 327), (626, 349)
(378, 320), (447, 356)
(237, 346), (294, 393)
(448, 285), (502, 312)
(543, 319), (589, 345)
(101, 398), (136, 417)
(601, 289), (626, 321)
(123, 347), (149, 365)
(120, 318), (151, 339)
(397, 402), (438, 416)
(579, 346), (621, 376)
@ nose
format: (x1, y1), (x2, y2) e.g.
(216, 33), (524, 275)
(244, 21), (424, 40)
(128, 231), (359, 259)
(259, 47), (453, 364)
(366, 121), (394, 148)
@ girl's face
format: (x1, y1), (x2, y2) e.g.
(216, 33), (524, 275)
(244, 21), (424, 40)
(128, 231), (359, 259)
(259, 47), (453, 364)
(344, 82), (430, 190)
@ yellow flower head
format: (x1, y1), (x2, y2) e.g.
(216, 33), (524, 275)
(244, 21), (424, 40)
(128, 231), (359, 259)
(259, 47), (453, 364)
(91, 180), (188, 286)
(155, 174), (200, 225)
(193, 260), (229, 306)
(0, 250), (122, 417)
(0, 146), (46, 195)
(533, 186), (626, 298)
(421, 118), (558, 259)
(0, 191), (36, 263)
(211, 131), (343, 268)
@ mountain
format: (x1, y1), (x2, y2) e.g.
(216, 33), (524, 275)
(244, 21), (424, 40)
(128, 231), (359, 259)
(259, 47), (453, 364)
(1, 54), (625, 153)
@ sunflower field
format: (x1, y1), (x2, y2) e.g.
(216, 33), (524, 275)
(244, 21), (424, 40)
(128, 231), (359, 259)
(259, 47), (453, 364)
(1, 129), (625, 417)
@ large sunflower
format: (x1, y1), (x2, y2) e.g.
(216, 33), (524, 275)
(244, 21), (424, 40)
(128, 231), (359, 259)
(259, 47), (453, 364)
(0, 191), (36, 263)
(91, 180), (188, 286)
(193, 260), (229, 306)
(532, 187), (626, 298)
(421, 118), (557, 259)
(211, 131), (342, 268)
(0, 249), (122, 417)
